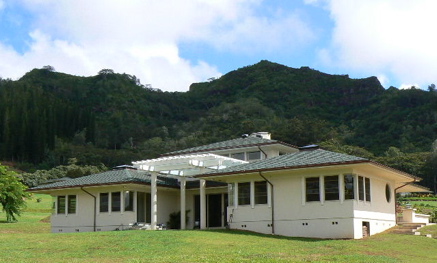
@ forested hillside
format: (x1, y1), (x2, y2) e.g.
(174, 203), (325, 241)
(1, 61), (436, 190)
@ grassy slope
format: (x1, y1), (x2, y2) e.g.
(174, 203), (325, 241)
(0, 195), (436, 262)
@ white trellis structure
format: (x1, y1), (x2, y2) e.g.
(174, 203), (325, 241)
(132, 154), (247, 229)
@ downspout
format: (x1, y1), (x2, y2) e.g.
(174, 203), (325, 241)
(394, 180), (417, 225)
(259, 171), (274, 235)
(258, 146), (268, 160)
(81, 187), (97, 232)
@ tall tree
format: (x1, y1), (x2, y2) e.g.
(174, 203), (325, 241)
(0, 164), (30, 222)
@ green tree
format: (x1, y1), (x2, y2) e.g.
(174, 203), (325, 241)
(0, 164), (30, 222)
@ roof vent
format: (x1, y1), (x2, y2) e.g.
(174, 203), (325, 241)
(298, 145), (320, 151)
(250, 132), (271, 140)
(112, 165), (137, 170)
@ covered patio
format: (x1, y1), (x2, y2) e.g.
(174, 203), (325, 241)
(132, 153), (247, 229)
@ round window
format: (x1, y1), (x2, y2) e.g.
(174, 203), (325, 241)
(385, 184), (391, 202)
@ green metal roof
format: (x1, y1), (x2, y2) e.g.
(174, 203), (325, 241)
(196, 149), (369, 177)
(28, 169), (179, 191)
(163, 136), (297, 156)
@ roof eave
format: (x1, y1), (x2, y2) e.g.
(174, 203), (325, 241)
(161, 141), (298, 157)
(195, 160), (370, 179)
(27, 180), (180, 192)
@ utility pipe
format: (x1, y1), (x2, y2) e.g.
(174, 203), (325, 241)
(259, 171), (274, 235)
(81, 187), (96, 232)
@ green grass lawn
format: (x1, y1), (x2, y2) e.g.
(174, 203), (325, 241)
(408, 201), (437, 207)
(419, 225), (437, 237)
(0, 194), (437, 262)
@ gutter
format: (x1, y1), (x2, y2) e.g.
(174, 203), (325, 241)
(259, 171), (274, 235)
(81, 187), (97, 232)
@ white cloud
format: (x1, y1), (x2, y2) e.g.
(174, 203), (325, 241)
(376, 74), (389, 87)
(0, 0), (315, 90)
(318, 0), (437, 88)
(399, 84), (420, 90)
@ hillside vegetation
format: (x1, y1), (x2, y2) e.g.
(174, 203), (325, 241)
(0, 61), (436, 190)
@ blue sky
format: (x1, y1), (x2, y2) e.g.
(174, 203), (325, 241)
(0, 0), (436, 91)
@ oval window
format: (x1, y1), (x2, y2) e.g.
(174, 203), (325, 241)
(385, 184), (391, 203)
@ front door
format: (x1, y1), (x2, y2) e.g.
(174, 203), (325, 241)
(208, 194), (222, 227)
(194, 194), (227, 228)
(137, 192), (151, 223)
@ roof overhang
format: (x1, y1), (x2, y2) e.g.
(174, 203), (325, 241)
(195, 160), (424, 188)
(396, 183), (431, 193)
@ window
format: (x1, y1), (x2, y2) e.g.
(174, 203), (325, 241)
(254, 181), (268, 204)
(228, 184), (234, 206)
(57, 196), (66, 214)
(238, 182), (251, 205)
(231, 152), (245, 161)
(324, 176), (339, 201)
(100, 193), (109, 212)
(358, 176), (365, 201)
(358, 176), (371, 202)
(365, 178), (371, 202)
(112, 192), (121, 212)
(385, 184), (391, 203)
(248, 151), (261, 161)
(344, 174), (354, 200)
(306, 177), (320, 202)
(67, 195), (76, 214)
(124, 191), (134, 212)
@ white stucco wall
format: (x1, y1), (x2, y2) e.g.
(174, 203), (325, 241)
(49, 184), (180, 233)
(223, 165), (400, 239)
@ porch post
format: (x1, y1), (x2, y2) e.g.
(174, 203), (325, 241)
(180, 177), (186, 230)
(151, 173), (158, 230)
(200, 179), (207, 229)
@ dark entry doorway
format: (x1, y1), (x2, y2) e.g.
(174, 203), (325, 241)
(194, 194), (227, 228)
(137, 192), (151, 223)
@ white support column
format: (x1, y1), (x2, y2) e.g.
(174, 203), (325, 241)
(320, 176), (324, 205)
(235, 183), (239, 208)
(250, 181), (255, 208)
(180, 177), (186, 230)
(339, 174), (345, 203)
(151, 173), (158, 230)
(200, 179), (206, 229)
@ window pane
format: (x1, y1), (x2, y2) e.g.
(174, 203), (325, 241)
(365, 178), (371, 202)
(100, 193), (109, 212)
(57, 196), (66, 214)
(306, 177), (320, 202)
(248, 151), (261, 161)
(231, 152), (245, 161)
(385, 184), (391, 203)
(254, 181), (267, 204)
(344, 174), (355, 200)
(67, 195), (76, 214)
(324, 176), (339, 201)
(124, 191), (134, 211)
(112, 192), (121, 212)
(238, 182), (251, 205)
(228, 184), (234, 206)
(358, 176), (364, 201)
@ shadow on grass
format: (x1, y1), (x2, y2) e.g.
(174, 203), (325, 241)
(199, 229), (331, 242)
(0, 220), (16, 224)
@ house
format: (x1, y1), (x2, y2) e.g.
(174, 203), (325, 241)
(28, 132), (428, 238)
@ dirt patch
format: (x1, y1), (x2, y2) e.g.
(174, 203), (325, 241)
(40, 216), (51, 223)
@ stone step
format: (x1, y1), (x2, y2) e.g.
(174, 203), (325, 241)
(390, 223), (426, 235)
